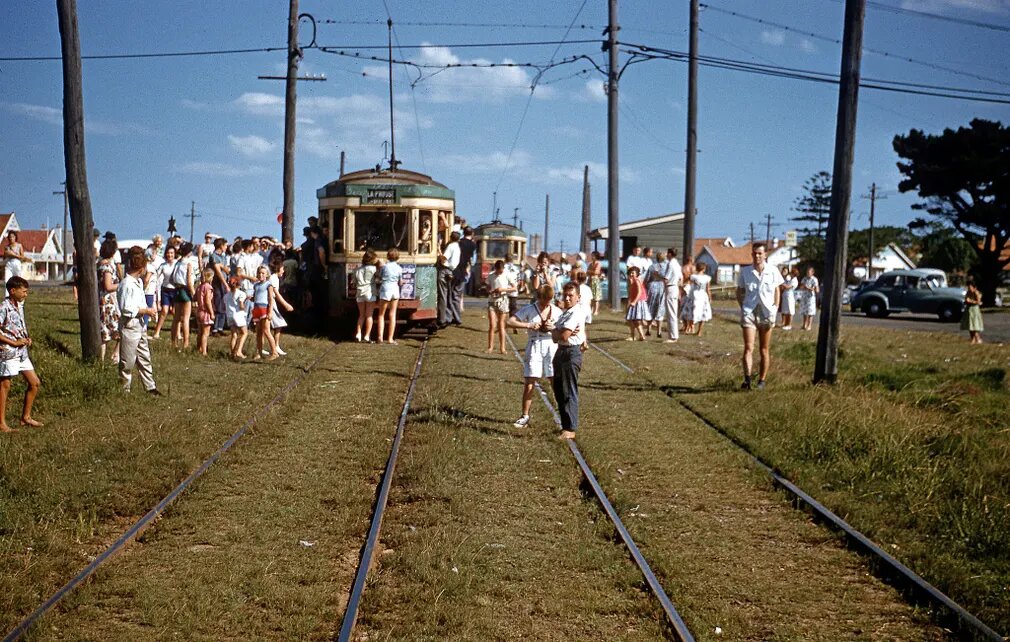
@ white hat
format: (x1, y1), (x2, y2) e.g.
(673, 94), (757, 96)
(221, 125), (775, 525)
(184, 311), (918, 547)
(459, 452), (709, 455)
(578, 251), (586, 260)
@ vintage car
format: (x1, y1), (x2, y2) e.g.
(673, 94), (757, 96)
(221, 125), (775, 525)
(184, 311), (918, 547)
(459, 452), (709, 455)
(850, 269), (966, 322)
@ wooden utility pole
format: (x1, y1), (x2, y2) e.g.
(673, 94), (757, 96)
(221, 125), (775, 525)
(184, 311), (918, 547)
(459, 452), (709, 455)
(186, 201), (200, 244)
(765, 213), (773, 246)
(861, 182), (885, 279)
(544, 194), (550, 252)
(580, 164), (591, 254)
(606, 0), (621, 309)
(339, 150), (346, 176)
(682, 0), (699, 262)
(281, 0), (300, 245)
(56, 0), (101, 361)
(815, 0), (866, 384)
(53, 182), (69, 279)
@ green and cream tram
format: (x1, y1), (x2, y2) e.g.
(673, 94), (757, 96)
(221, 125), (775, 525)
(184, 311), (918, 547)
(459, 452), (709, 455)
(474, 221), (527, 294)
(317, 167), (455, 327)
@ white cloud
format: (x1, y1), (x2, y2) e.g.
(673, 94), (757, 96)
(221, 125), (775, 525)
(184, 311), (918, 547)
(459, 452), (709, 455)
(443, 151), (533, 174)
(900, 0), (1010, 13)
(552, 125), (584, 138)
(174, 162), (268, 177)
(4, 102), (152, 135)
(228, 134), (275, 157)
(181, 98), (210, 110)
(760, 30), (786, 46)
(233, 92), (284, 116)
(579, 79), (607, 103)
(799, 38), (817, 53)
(541, 161), (640, 184)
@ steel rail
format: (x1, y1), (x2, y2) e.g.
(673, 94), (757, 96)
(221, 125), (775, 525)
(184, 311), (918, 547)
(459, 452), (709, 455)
(505, 334), (695, 642)
(4, 348), (334, 642)
(337, 339), (428, 642)
(587, 341), (1005, 642)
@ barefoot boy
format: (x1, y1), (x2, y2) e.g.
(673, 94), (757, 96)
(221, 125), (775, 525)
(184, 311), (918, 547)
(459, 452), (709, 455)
(0, 276), (42, 432)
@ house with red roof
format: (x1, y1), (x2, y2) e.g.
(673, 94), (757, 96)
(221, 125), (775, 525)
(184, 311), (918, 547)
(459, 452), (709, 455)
(0, 212), (68, 280)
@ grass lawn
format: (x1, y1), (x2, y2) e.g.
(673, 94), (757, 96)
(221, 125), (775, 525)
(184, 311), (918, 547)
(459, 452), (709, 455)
(586, 306), (1009, 636)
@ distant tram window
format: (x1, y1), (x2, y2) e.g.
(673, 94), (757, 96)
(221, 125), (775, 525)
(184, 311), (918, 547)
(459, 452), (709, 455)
(332, 208), (345, 254)
(485, 240), (509, 259)
(355, 210), (408, 251)
(418, 210), (434, 254)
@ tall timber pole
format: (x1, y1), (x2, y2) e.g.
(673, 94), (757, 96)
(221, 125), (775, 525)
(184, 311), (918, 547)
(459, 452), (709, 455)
(606, 0), (621, 310)
(682, 0), (699, 262)
(281, 0), (300, 244)
(56, 0), (101, 360)
(814, 0), (866, 384)
(581, 164), (591, 254)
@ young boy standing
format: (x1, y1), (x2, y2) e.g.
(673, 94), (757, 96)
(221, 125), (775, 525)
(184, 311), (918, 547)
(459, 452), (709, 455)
(0, 276), (42, 432)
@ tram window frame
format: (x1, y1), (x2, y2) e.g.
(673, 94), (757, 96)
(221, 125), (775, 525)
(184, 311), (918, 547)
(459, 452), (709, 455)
(484, 239), (510, 260)
(330, 208), (346, 256)
(416, 210), (436, 256)
(352, 208), (409, 253)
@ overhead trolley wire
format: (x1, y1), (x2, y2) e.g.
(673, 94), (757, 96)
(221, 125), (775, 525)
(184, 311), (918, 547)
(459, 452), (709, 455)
(621, 42), (1010, 105)
(0, 46), (286, 62)
(822, 0), (1010, 34)
(699, 3), (1010, 88)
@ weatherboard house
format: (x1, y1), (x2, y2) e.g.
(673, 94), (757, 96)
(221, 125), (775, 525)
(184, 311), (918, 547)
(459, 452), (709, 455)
(587, 212), (685, 259)
(851, 243), (917, 280)
(0, 212), (69, 281)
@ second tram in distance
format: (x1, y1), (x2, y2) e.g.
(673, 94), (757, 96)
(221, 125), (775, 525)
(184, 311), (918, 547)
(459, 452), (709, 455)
(473, 221), (527, 295)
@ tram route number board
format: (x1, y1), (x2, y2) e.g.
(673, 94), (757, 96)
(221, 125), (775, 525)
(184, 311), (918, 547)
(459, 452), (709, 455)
(346, 262), (416, 300)
(363, 188), (397, 204)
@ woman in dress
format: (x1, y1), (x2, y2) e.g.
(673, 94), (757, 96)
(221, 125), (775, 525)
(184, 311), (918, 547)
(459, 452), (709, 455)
(97, 239), (121, 362)
(779, 266), (798, 330)
(961, 277), (984, 344)
(680, 257), (695, 334)
(486, 259), (516, 354)
(798, 266), (819, 331)
(644, 257), (667, 338)
(689, 262), (713, 336)
(3, 231), (31, 283)
(625, 266), (650, 341)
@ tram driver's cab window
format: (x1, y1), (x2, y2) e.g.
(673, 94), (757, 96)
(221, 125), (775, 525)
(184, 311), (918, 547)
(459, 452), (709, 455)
(331, 209), (345, 254)
(418, 210), (434, 255)
(355, 210), (408, 251)
(485, 240), (509, 260)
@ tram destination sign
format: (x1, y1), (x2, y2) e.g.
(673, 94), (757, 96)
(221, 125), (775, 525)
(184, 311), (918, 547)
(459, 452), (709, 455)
(363, 187), (397, 204)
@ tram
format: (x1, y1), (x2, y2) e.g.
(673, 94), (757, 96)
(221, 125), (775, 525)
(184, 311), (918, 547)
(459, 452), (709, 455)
(317, 166), (455, 328)
(474, 221), (527, 295)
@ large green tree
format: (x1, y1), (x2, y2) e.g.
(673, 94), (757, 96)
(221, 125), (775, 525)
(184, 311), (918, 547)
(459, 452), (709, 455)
(791, 171), (832, 238)
(911, 220), (976, 278)
(893, 119), (1009, 305)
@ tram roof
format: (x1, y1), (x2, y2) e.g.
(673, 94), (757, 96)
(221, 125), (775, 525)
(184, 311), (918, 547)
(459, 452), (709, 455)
(317, 167), (455, 201)
(474, 221), (525, 236)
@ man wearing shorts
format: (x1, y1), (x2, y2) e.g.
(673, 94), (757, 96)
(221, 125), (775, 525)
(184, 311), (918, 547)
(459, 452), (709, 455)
(736, 242), (784, 390)
(506, 284), (561, 429)
(0, 276), (42, 432)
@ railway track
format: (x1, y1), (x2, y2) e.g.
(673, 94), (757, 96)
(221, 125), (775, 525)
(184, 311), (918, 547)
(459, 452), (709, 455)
(3, 348), (334, 642)
(504, 333), (695, 642)
(586, 339), (1004, 642)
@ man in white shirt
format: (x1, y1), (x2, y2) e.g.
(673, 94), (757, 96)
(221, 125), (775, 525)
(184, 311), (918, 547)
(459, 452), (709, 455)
(438, 232), (461, 326)
(117, 252), (160, 395)
(626, 246), (647, 275)
(552, 282), (586, 440)
(662, 247), (683, 342)
(736, 241), (784, 390)
(198, 233), (215, 269)
(506, 284), (562, 428)
(144, 244), (165, 330)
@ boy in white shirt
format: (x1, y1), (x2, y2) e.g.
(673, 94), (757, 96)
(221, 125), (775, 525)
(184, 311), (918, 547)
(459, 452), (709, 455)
(552, 282), (586, 440)
(736, 241), (784, 390)
(0, 276), (42, 432)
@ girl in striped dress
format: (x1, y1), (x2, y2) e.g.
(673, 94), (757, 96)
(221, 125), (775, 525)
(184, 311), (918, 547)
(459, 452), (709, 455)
(625, 266), (650, 341)
(680, 257), (695, 334)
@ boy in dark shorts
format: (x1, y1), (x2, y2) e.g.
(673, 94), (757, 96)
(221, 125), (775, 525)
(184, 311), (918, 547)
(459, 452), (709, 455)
(0, 276), (42, 433)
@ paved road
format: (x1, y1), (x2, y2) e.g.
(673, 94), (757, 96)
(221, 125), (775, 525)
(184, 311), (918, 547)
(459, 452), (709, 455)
(712, 304), (1010, 344)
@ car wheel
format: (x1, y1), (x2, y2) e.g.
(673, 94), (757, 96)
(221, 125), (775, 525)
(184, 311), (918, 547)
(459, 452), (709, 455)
(938, 303), (962, 323)
(863, 300), (888, 318)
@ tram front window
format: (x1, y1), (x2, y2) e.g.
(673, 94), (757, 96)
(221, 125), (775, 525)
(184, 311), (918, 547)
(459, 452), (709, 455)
(418, 210), (434, 254)
(354, 210), (408, 251)
(485, 240), (509, 260)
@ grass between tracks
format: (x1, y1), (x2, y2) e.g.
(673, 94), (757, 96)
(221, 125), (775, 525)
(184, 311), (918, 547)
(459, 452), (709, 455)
(0, 288), (332, 636)
(588, 307), (1010, 636)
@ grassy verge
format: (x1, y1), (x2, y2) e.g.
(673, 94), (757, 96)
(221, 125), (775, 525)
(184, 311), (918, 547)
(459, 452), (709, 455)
(0, 288), (332, 634)
(31, 339), (419, 640)
(587, 307), (1009, 635)
(357, 328), (670, 640)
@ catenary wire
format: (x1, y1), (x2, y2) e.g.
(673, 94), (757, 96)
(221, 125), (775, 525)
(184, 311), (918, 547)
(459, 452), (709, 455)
(821, 0), (1010, 34)
(699, 3), (1010, 88)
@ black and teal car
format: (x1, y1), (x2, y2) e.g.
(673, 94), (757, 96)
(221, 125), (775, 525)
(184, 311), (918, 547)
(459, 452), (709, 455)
(850, 269), (966, 322)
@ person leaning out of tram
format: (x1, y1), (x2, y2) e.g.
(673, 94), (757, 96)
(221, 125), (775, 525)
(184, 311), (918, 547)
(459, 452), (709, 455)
(486, 259), (517, 354)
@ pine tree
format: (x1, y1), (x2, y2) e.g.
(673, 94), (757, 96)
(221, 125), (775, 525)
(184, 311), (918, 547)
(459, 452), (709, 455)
(791, 171), (832, 238)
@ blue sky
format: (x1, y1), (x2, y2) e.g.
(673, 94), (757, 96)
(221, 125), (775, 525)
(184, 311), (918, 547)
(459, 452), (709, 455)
(2, 0), (1008, 250)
